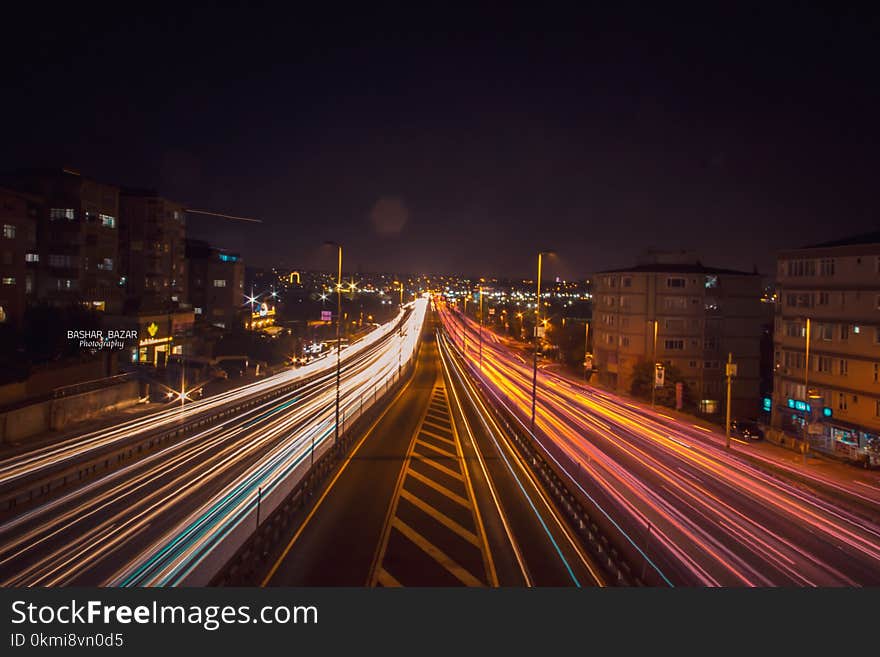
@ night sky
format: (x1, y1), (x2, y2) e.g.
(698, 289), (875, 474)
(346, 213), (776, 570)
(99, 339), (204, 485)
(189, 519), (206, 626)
(3, 5), (878, 279)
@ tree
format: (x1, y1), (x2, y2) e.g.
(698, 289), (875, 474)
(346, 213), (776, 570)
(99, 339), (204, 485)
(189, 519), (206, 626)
(630, 360), (693, 409)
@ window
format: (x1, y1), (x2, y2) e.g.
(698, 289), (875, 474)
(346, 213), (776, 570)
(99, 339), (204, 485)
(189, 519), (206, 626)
(818, 291), (829, 305)
(704, 336), (719, 350)
(786, 259), (816, 277)
(785, 322), (804, 338)
(1, 277), (15, 285)
(786, 293), (797, 307)
(2, 224), (14, 239)
(1, 251), (10, 265)
(816, 357), (832, 374)
(666, 277), (686, 288)
(876, 294), (880, 311)
(48, 254), (74, 268)
(99, 214), (116, 228)
(876, 400), (880, 418)
(839, 359), (848, 376)
(664, 339), (684, 351)
(97, 258), (113, 271)
(194, 307), (203, 315)
(689, 360), (697, 368)
(704, 360), (720, 369)
(819, 323), (833, 341)
(876, 327), (880, 345)
(875, 363), (879, 384)
(664, 296), (687, 310)
(619, 336), (630, 347)
(25, 276), (32, 294)
(838, 393), (848, 411)
(50, 208), (75, 220)
(605, 333), (615, 345)
(664, 319), (685, 332)
(819, 258), (835, 276)
(841, 324), (849, 341)
(25, 253), (39, 263)
(621, 276), (632, 288)
(213, 279), (227, 287)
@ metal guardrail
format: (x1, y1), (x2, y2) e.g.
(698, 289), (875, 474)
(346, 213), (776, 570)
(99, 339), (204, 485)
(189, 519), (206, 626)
(444, 333), (660, 586)
(1, 312), (417, 514)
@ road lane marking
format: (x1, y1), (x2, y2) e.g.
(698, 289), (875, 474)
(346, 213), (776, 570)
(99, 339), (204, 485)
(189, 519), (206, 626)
(261, 363), (417, 586)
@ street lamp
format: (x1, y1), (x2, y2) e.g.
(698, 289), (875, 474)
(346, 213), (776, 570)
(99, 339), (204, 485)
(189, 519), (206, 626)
(530, 250), (554, 433)
(324, 240), (343, 447)
(650, 319), (659, 408)
(478, 285), (484, 372)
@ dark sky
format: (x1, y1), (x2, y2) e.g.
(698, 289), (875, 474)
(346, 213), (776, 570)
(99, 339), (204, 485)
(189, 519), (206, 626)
(3, 4), (878, 279)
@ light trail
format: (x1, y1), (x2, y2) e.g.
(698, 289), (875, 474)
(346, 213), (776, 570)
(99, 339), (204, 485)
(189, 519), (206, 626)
(0, 300), (428, 586)
(437, 299), (880, 586)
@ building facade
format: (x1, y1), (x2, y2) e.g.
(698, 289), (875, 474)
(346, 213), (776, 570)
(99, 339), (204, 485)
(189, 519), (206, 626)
(771, 231), (880, 461)
(592, 252), (763, 418)
(119, 189), (187, 312)
(0, 188), (40, 326)
(5, 169), (121, 313)
(186, 239), (244, 330)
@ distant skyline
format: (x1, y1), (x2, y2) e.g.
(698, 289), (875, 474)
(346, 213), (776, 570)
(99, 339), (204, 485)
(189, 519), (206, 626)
(3, 5), (878, 279)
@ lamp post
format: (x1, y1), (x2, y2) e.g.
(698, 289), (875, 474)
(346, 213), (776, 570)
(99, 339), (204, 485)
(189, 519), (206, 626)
(583, 320), (590, 384)
(530, 251), (554, 433)
(803, 317), (812, 464)
(478, 285), (484, 372)
(324, 241), (343, 446)
(650, 319), (659, 408)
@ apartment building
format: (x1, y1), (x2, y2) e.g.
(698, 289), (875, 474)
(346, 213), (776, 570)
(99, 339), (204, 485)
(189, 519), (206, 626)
(592, 252), (763, 418)
(186, 239), (245, 330)
(0, 188), (40, 326)
(118, 189), (187, 312)
(772, 231), (880, 461)
(5, 169), (121, 313)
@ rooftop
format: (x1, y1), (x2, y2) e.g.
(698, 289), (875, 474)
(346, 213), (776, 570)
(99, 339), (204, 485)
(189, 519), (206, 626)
(801, 231), (880, 250)
(596, 263), (757, 276)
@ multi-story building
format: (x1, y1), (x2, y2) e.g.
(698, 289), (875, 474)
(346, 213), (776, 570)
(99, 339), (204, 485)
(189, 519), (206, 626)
(186, 239), (244, 330)
(4, 169), (121, 313)
(592, 252), (763, 418)
(0, 187), (40, 326)
(118, 189), (187, 312)
(771, 231), (880, 461)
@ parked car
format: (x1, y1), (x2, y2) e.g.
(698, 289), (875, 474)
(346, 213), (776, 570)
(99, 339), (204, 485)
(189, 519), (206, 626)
(731, 419), (765, 441)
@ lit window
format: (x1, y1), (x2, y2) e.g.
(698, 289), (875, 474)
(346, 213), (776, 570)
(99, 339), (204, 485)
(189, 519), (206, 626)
(1, 277), (15, 285)
(50, 208), (75, 220)
(2, 224), (14, 239)
(99, 214), (116, 228)
(213, 279), (227, 287)
(25, 253), (39, 263)
(0, 306), (5, 322)
(97, 258), (113, 271)
(194, 307), (202, 315)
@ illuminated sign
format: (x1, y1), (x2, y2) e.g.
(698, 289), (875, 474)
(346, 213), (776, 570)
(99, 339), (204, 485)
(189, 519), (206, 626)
(762, 396), (772, 412)
(786, 398), (833, 418)
(147, 322), (159, 337)
(139, 336), (173, 347)
(321, 310), (332, 322)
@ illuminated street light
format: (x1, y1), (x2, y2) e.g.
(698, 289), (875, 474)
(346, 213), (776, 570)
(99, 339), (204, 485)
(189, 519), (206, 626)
(324, 240), (343, 450)
(530, 250), (555, 433)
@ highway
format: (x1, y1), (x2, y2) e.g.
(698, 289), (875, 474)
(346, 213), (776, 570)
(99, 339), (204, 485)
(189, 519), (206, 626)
(439, 301), (880, 586)
(262, 312), (604, 586)
(0, 300), (427, 586)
